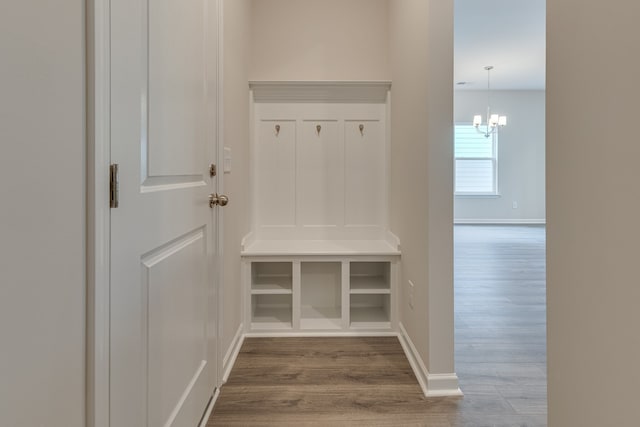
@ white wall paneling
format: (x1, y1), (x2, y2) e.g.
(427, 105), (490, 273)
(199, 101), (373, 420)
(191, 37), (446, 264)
(256, 120), (296, 227)
(298, 120), (342, 228)
(345, 120), (385, 227)
(250, 82), (392, 242)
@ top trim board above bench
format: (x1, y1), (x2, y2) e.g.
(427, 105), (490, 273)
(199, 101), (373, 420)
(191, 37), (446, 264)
(249, 81), (392, 103)
(241, 239), (400, 257)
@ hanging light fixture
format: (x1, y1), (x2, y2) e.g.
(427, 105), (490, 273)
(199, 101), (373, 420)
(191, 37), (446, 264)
(473, 66), (507, 138)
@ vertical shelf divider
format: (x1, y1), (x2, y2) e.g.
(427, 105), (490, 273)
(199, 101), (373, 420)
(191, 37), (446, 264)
(341, 261), (350, 329)
(292, 260), (302, 330)
(390, 260), (398, 327)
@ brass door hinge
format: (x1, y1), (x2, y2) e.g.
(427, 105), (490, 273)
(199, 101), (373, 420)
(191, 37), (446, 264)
(110, 164), (119, 208)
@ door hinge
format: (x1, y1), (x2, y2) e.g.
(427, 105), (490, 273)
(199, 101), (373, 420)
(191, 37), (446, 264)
(110, 164), (119, 208)
(209, 163), (217, 177)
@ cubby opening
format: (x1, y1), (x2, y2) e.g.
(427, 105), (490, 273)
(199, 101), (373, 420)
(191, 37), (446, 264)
(350, 261), (390, 293)
(349, 294), (391, 327)
(251, 294), (292, 329)
(300, 262), (342, 329)
(251, 262), (292, 293)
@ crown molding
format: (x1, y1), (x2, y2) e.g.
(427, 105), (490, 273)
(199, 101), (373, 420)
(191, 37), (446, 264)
(249, 80), (392, 103)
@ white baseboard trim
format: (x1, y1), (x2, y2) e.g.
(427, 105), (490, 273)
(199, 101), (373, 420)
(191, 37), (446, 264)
(398, 323), (463, 398)
(244, 331), (398, 338)
(222, 323), (245, 384)
(454, 219), (546, 225)
(198, 387), (220, 427)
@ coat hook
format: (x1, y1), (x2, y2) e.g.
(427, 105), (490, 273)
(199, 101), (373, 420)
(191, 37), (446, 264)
(316, 124), (322, 135)
(275, 124), (280, 136)
(359, 124), (365, 136)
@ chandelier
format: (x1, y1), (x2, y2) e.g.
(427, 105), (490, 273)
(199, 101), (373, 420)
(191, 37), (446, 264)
(473, 66), (507, 138)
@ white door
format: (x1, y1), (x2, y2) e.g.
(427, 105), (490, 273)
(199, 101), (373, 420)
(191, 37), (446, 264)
(109, 0), (220, 425)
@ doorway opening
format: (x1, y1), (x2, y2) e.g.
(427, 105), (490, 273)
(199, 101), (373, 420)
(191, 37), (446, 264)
(453, 0), (547, 423)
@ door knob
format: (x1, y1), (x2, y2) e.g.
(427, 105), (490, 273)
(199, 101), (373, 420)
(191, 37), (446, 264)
(209, 193), (229, 208)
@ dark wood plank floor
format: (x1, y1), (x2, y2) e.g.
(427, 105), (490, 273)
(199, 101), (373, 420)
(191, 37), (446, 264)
(208, 225), (547, 426)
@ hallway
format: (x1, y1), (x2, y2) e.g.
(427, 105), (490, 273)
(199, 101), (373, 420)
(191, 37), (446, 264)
(208, 225), (547, 426)
(455, 225), (547, 425)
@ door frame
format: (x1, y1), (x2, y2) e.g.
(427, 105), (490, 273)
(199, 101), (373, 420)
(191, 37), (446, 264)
(86, 1), (225, 426)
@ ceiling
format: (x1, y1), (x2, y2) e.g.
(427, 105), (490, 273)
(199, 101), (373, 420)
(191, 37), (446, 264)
(454, 0), (546, 90)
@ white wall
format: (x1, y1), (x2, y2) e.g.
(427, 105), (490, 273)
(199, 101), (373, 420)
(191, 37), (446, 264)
(389, 0), (456, 381)
(547, 1), (640, 426)
(0, 1), (85, 426)
(221, 0), (252, 365)
(250, 0), (390, 81)
(454, 90), (545, 223)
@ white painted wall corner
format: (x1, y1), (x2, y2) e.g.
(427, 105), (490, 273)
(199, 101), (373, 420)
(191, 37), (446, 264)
(398, 323), (463, 398)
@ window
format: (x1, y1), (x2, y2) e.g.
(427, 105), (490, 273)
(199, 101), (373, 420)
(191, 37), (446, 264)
(454, 124), (498, 195)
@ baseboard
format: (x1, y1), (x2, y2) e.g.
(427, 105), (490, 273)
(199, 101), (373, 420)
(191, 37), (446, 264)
(454, 219), (546, 225)
(198, 387), (220, 427)
(222, 323), (245, 384)
(398, 323), (463, 398)
(244, 331), (398, 338)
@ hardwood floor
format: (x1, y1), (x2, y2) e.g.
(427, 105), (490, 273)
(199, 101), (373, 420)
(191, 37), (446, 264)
(454, 225), (547, 426)
(207, 225), (547, 426)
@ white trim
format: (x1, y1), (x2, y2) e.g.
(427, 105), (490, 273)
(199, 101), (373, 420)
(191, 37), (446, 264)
(215, 0), (225, 390)
(87, 0), (111, 426)
(222, 324), (245, 383)
(397, 324), (428, 395)
(425, 374), (464, 397)
(385, 230), (401, 252)
(249, 81), (392, 103)
(240, 231), (255, 252)
(454, 219), (546, 225)
(198, 388), (220, 427)
(244, 331), (399, 338)
(398, 323), (463, 398)
(454, 193), (501, 198)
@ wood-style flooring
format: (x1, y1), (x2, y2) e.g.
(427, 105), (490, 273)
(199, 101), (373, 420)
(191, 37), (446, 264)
(207, 225), (547, 426)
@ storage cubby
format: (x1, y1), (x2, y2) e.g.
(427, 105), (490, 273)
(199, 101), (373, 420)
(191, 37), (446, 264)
(300, 262), (342, 330)
(251, 262), (292, 293)
(350, 294), (391, 328)
(349, 262), (391, 328)
(250, 262), (293, 329)
(251, 294), (292, 329)
(349, 262), (390, 293)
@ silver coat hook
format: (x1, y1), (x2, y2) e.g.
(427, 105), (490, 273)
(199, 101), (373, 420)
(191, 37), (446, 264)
(275, 124), (280, 136)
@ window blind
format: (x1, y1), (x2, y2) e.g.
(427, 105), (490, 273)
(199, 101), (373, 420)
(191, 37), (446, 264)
(454, 125), (497, 194)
